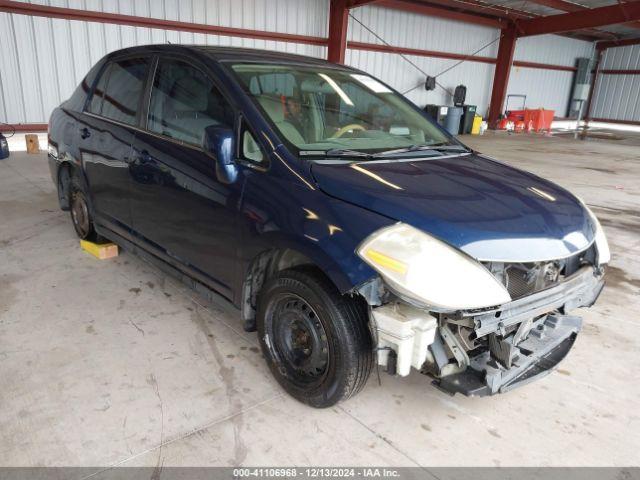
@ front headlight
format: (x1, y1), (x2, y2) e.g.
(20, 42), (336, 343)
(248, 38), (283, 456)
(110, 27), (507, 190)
(585, 206), (610, 265)
(357, 223), (511, 310)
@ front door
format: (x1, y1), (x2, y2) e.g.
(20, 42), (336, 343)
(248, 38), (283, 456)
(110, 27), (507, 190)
(128, 57), (240, 298)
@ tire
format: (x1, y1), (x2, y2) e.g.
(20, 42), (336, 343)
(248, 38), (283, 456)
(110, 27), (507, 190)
(69, 178), (98, 241)
(256, 267), (374, 408)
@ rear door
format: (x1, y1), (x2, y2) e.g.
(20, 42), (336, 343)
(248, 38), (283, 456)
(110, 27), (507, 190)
(127, 56), (240, 298)
(81, 56), (150, 233)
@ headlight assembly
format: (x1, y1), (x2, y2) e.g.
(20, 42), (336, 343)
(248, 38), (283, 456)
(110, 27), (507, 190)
(357, 223), (511, 311)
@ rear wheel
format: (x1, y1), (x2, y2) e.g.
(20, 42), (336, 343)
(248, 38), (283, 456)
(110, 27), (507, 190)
(70, 181), (98, 241)
(257, 267), (374, 408)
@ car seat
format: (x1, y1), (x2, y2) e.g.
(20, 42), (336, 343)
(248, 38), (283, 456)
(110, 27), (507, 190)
(257, 95), (306, 145)
(164, 76), (219, 144)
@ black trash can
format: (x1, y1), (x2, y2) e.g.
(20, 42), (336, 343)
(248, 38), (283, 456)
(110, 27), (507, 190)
(460, 105), (477, 134)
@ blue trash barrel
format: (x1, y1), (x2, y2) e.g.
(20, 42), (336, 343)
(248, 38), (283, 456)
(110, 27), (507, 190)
(444, 107), (463, 135)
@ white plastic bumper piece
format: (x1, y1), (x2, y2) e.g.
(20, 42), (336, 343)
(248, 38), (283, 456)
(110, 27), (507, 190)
(372, 303), (438, 376)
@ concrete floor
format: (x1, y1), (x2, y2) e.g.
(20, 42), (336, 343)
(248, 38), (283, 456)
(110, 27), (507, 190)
(1, 132), (639, 468)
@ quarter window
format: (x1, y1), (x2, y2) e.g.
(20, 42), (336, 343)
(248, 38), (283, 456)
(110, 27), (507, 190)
(148, 59), (233, 145)
(242, 130), (264, 163)
(88, 64), (110, 115)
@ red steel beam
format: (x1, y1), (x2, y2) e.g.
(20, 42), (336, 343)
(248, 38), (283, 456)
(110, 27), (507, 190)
(347, 0), (384, 7)
(0, 124), (48, 133)
(525, 0), (583, 13)
(349, 0), (614, 40)
(374, 0), (506, 28)
(516, 1), (640, 37)
(328, 0), (350, 63)
(395, 0), (529, 20)
(348, 41), (497, 63)
(0, 0), (327, 46)
(348, 40), (577, 71)
(527, 0), (640, 30)
(488, 26), (517, 128)
(597, 36), (640, 50)
(599, 68), (640, 74)
(512, 59), (576, 71)
(380, 0), (611, 40)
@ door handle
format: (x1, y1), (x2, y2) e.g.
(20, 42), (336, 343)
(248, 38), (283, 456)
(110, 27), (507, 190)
(137, 150), (154, 165)
(80, 127), (91, 139)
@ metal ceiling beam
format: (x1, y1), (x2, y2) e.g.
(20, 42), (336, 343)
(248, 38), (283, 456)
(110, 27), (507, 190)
(377, 0), (611, 40)
(526, 0), (640, 30)
(597, 36), (640, 49)
(374, 0), (506, 28)
(525, 0), (584, 13)
(347, 0), (384, 7)
(398, 0), (530, 20)
(516, 1), (640, 36)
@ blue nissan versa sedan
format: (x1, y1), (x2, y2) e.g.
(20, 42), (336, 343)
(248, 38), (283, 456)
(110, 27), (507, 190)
(48, 45), (609, 407)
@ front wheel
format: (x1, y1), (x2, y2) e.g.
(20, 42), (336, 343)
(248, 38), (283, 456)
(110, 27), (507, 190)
(257, 267), (374, 408)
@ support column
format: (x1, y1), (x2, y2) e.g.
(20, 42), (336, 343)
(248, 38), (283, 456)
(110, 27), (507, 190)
(328, 0), (349, 64)
(583, 47), (603, 122)
(488, 25), (517, 128)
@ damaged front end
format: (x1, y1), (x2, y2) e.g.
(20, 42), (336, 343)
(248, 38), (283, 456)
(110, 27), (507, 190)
(360, 235), (606, 397)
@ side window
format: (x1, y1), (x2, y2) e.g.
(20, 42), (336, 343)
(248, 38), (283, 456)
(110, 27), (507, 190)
(68, 60), (105, 112)
(100, 58), (149, 126)
(242, 130), (264, 163)
(88, 64), (111, 115)
(148, 59), (234, 145)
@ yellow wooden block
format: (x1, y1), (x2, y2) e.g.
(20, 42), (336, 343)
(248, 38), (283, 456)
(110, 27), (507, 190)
(80, 240), (118, 259)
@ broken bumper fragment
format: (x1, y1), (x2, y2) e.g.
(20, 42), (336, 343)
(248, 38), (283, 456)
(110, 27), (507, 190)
(434, 314), (581, 396)
(372, 266), (605, 396)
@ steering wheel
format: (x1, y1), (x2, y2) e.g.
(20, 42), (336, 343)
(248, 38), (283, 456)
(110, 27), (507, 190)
(331, 124), (366, 138)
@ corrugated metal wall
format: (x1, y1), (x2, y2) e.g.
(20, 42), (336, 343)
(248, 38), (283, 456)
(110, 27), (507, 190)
(508, 35), (593, 115)
(0, 0), (328, 124)
(346, 6), (592, 116)
(1, 0), (593, 124)
(346, 5), (498, 114)
(590, 44), (640, 122)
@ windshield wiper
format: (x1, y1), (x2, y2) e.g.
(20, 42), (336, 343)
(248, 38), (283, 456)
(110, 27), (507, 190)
(300, 144), (468, 161)
(372, 143), (469, 158)
(300, 148), (373, 159)
(428, 143), (470, 152)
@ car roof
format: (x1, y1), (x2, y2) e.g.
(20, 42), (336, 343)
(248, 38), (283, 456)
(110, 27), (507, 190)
(106, 44), (354, 70)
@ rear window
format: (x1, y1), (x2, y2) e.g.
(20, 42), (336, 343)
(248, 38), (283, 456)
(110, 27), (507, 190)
(89, 58), (149, 126)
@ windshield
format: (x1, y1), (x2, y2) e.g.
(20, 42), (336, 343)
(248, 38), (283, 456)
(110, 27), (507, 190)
(229, 63), (454, 155)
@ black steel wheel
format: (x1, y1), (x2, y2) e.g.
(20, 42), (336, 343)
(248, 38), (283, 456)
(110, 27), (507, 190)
(269, 294), (330, 386)
(70, 181), (97, 241)
(257, 267), (374, 408)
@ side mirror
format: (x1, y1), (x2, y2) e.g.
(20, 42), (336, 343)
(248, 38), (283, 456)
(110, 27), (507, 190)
(203, 125), (238, 184)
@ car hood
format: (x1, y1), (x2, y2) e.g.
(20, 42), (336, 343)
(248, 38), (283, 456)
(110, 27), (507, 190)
(310, 153), (595, 262)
